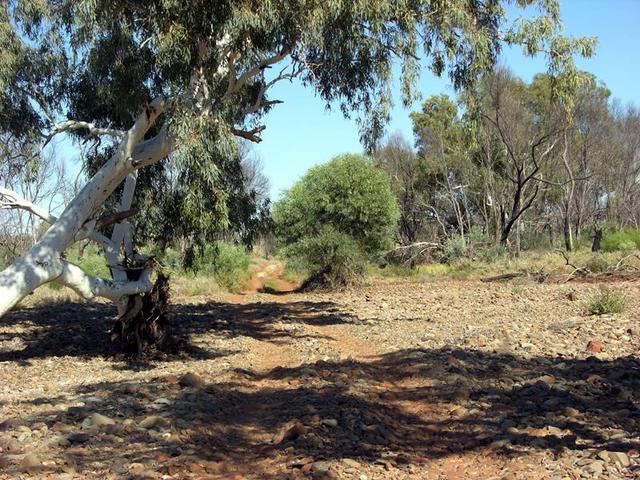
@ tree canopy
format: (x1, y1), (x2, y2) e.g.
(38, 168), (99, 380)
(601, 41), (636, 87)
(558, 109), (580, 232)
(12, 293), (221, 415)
(273, 154), (399, 287)
(0, 0), (596, 317)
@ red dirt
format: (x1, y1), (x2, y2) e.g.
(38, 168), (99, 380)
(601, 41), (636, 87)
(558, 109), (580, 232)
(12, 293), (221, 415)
(0, 266), (638, 479)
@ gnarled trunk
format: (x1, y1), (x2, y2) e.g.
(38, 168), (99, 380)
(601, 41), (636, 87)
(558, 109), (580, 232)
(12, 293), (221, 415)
(0, 99), (171, 346)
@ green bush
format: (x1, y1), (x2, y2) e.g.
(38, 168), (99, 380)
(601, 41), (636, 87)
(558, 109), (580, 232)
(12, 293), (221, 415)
(273, 154), (399, 288)
(153, 247), (183, 272)
(477, 243), (507, 263)
(284, 227), (367, 289)
(600, 228), (640, 252)
(442, 235), (467, 263)
(195, 241), (251, 293)
(587, 287), (627, 315)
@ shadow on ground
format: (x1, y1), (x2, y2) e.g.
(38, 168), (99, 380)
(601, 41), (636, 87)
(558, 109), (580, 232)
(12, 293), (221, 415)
(0, 298), (353, 366)
(2, 350), (639, 477)
(1, 298), (639, 478)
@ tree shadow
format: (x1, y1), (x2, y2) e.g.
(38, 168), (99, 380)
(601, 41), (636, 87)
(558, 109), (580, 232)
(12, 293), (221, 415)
(2, 347), (638, 478)
(0, 298), (355, 366)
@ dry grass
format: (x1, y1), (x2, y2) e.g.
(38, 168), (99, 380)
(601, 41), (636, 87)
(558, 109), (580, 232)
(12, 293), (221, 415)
(171, 274), (223, 298)
(370, 248), (640, 282)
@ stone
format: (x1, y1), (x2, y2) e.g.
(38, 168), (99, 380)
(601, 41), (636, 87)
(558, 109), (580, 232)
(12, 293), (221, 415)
(128, 462), (146, 475)
(562, 407), (579, 418)
(586, 340), (604, 353)
(538, 374), (556, 385)
(67, 432), (91, 444)
(123, 383), (139, 394)
(139, 415), (168, 429)
(321, 418), (338, 428)
(272, 420), (307, 444)
(608, 451), (630, 468)
(179, 372), (205, 388)
(341, 458), (360, 468)
(583, 460), (604, 476)
(85, 413), (115, 427)
(20, 453), (42, 472)
(312, 461), (332, 473)
(0, 418), (24, 430)
(452, 386), (471, 401)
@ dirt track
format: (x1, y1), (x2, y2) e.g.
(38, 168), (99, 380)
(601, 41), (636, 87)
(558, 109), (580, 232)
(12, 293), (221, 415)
(0, 266), (639, 479)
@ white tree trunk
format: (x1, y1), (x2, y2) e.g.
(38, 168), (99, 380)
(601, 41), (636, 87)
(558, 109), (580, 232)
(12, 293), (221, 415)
(0, 98), (171, 316)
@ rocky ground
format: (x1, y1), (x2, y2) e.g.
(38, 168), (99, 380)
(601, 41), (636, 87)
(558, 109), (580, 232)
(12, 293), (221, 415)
(0, 268), (639, 479)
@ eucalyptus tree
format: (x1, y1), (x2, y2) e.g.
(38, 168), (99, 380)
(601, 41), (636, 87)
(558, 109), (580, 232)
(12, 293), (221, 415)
(0, 0), (594, 346)
(374, 133), (428, 244)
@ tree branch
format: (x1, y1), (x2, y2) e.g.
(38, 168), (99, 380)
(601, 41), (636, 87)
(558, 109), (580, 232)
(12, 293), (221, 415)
(58, 261), (154, 301)
(230, 126), (266, 143)
(44, 120), (125, 147)
(0, 187), (57, 224)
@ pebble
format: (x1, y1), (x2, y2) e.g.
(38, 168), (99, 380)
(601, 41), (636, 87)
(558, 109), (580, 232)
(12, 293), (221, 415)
(20, 453), (41, 472)
(321, 418), (338, 427)
(563, 407), (580, 418)
(84, 412), (115, 427)
(179, 372), (205, 388)
(67, 432), (91, 444)
(598, 450), (631, 468)
(586, 340), (604, 353)
(139, 415), (168, 429)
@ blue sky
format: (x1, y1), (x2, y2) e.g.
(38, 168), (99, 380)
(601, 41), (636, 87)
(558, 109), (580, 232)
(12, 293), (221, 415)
(254, 0), (640, 200)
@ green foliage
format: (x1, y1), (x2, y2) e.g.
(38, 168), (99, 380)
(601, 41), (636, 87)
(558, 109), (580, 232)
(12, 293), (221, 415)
(2, 0), (594, 153)
(283, 227), (367, 290)
(194, 241), (251, 293)
(600, 228), (640, 252)
(442, 235), (467, 263)
(274, 154), (398, 288)
(584, 255), (614, 273)
(477, 244), (507, 263)
(587, 287), (627, 316)
(48, 281), (63, 291)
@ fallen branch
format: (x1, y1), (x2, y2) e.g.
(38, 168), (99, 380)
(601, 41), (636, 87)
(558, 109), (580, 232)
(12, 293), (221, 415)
(480, 272), (526, 282)
(383, 242), (441, 266)
(557, 250), (591, 282)
(480, 269), (548, 283)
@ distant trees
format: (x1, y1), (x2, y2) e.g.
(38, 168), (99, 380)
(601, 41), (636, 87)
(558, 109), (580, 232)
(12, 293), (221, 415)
(378, 68), (639, 256)
(273, 154), (398, 288)
(373, 133), (426, 244)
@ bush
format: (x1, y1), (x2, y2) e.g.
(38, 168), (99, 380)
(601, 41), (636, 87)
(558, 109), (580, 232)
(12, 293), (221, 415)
(587, 287), (627, 315)
(285, 227), (367, 290)
(477, 244), (507, 263)
(442, 235), (467, 263)
(600, 228), (640, 252)
(584, 255), (614, 273)
(194, 241), (251, 293)
(273, 154), (399, 288)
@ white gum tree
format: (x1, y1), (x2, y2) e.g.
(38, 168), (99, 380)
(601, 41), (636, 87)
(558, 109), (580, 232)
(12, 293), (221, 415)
(0, 0), (594, 349)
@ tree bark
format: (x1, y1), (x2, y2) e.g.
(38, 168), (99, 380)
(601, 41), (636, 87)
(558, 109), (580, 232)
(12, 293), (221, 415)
(0, 98), (169, 316)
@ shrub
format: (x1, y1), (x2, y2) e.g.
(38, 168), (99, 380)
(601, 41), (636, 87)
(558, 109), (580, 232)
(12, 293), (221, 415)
(284, 227), (367, 290)
(442, 235), (467, 263)
(600, 228), (640, 252)
(587, 287), (627, 315)
(477, 244), (507, 263)
(584, 255), (614, 273)
(195, 241), (251, 293)
(274, 154), (399, 288)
